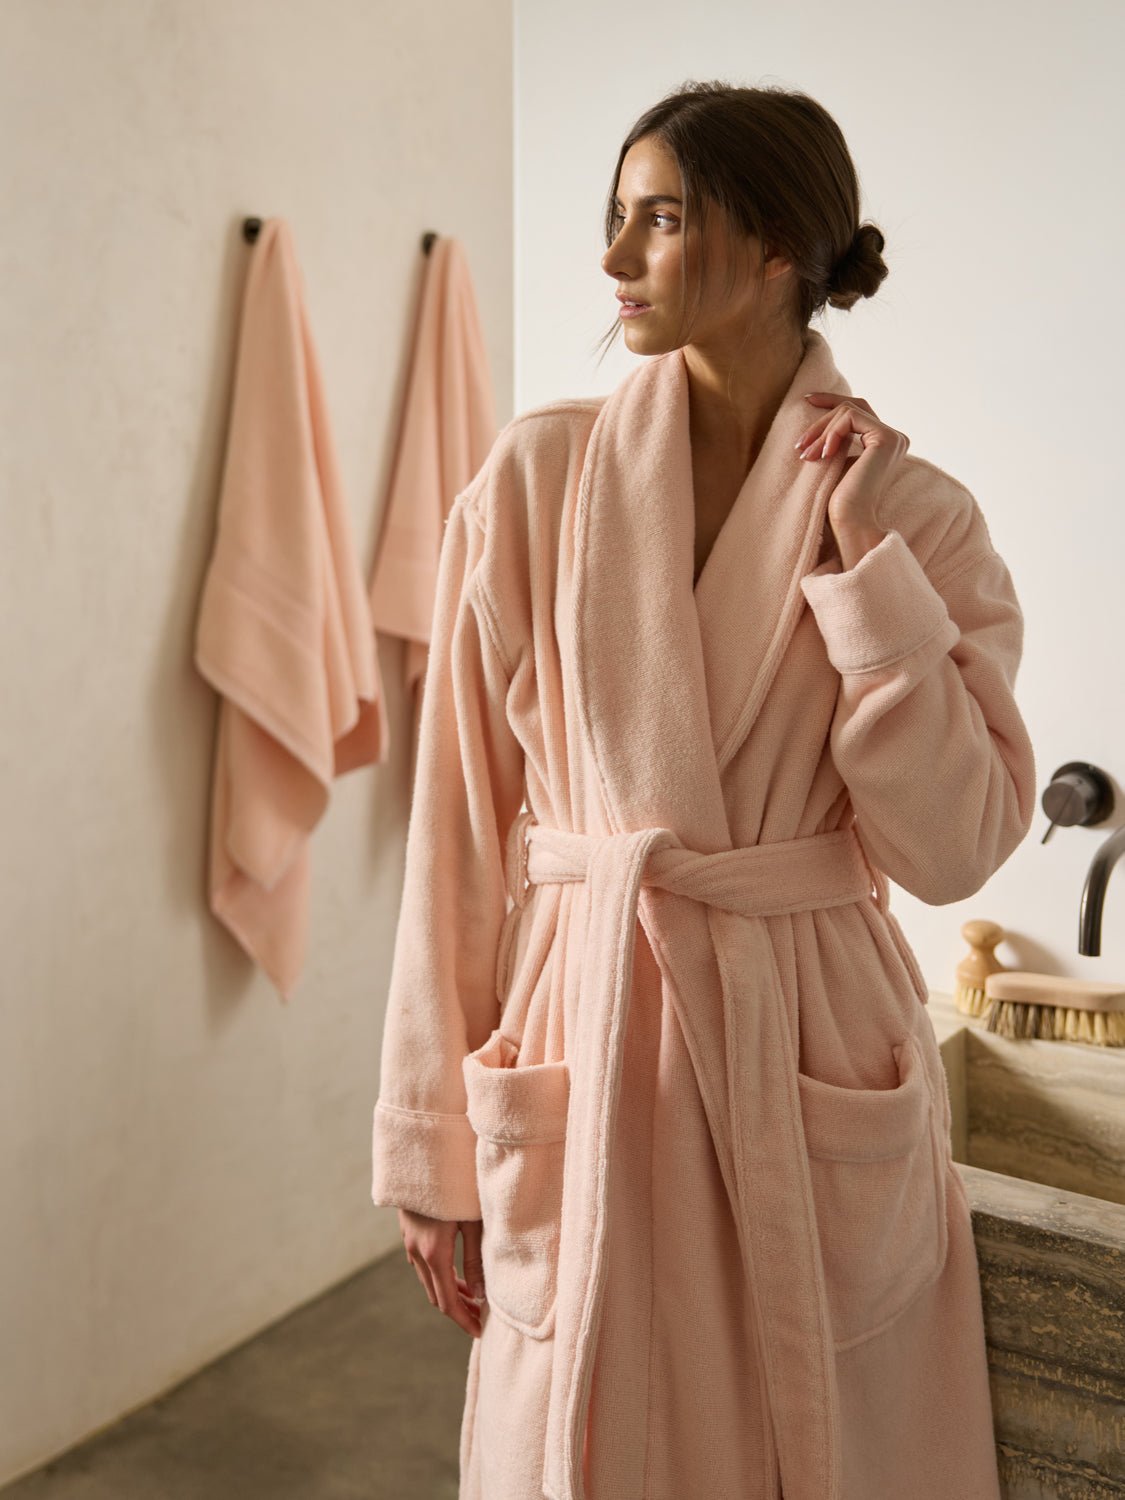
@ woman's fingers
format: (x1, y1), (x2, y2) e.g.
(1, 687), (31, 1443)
(796, 394), (880, 458)
(406, 1244), (438, 1308)
(460, 1219), (487, 1301)
(431, 1254), (483, 1338)
(454, 1274), (486, 1327)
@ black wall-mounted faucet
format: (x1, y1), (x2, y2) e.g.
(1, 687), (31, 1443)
(1041, 762), (1120, 956)
(1080, 823), (1125, 957)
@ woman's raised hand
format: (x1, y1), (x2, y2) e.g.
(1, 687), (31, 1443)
(398, 1208), (487, 1339)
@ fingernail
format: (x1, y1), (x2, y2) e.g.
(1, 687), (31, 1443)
(471, 1283), (486, 1299)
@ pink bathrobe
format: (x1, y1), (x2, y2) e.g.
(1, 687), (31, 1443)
(370, 328), (1037, 1500)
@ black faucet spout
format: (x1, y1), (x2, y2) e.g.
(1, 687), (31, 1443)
(1079, 823), (1125, 956)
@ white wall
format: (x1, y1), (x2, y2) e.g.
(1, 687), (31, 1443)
(515, 0), (1125, 988)
(0, 0), (511, 1481)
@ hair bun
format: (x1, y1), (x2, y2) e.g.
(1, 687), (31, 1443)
(827, 222), (888, 309)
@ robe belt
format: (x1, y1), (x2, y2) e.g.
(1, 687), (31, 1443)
(502, 811), (877, 1500)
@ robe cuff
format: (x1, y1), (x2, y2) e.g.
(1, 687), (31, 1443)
(371, 1099), (482, 1221)
(800, 528), (961, 675)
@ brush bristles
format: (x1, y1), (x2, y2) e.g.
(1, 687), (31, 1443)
(984, 1001), (1125, 1046)
(954, 981), (992, 1017)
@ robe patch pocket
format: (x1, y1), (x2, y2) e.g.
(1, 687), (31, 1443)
(462, 1028), (569, 1340)
(797, 1030), (948, 1352)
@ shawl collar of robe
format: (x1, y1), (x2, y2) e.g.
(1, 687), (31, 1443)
(544, 329), (867, 1500)
(577, 326), (853, 823)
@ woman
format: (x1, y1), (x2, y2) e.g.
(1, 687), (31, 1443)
(371, 81), (1035, 1500)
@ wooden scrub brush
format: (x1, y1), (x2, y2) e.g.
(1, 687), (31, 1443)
(954, 919), (1125, 1045)
(953, 919), (1006, 1018)
(983, 971), (1125, 1045)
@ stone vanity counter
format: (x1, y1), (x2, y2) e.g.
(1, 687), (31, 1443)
(923, 989), (1125, 1500)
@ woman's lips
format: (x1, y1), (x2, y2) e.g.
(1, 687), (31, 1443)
(618, 302), (652, 318)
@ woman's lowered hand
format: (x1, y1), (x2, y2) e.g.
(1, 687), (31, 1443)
(398, 1208), (487, 1339)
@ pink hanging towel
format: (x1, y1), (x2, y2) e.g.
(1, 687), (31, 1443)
(368, 235), (497, 744)
(195, 217), (386, 1001)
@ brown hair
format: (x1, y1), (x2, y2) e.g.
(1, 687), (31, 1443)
(594, 80), (888, 363)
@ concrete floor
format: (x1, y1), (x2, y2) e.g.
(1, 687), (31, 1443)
(0, 1250), (470, 1499)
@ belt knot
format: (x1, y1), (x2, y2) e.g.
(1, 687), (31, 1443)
(506, 814), (875, 920)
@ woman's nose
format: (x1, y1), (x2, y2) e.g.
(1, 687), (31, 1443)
(602, 244), (636, 278)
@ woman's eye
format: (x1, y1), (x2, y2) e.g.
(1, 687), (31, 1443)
(610, 212), (676, 232)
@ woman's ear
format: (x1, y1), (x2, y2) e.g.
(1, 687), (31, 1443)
(763, 244), (794, 282)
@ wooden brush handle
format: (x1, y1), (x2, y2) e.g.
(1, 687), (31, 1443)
(955, 919), (1007, 985)
(984, 970), (1125, 1012)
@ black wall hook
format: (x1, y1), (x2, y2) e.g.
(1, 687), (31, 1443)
(421, 231), (438, 255)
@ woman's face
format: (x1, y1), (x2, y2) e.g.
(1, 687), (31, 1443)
(601, 134), (792, 357)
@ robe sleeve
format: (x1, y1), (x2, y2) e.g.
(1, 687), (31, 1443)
(371, 485), (526, 1221)
(799, 498), (1037, 906)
